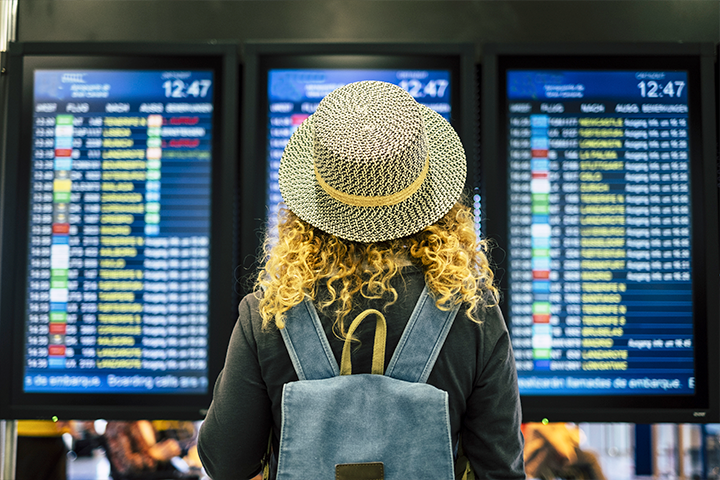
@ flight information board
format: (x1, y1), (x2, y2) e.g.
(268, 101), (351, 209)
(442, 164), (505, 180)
(506, 70), (694, 395)
(24, 69), (213, 394)
(265, 69), (457, 236)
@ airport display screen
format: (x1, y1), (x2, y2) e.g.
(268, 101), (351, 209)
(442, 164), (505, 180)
(265, 68), (454, 235)
(24, 69), (213, 394)
(504, 69), (696, 396)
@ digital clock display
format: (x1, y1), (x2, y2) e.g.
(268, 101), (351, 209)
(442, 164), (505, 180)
(397, 78), (449, 99)
(162, 79), (213, 98)
(637, 80), (685, 98)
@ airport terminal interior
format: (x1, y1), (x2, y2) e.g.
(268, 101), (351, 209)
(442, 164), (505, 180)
(1, 1), (720, 479)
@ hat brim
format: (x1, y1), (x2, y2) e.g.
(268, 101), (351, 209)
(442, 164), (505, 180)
(278, 105), (467, 243)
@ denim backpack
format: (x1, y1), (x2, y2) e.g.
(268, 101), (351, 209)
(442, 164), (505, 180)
(274, 286), (462, 479)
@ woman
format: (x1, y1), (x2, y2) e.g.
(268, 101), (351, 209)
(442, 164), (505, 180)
(198, 81), (524, 479)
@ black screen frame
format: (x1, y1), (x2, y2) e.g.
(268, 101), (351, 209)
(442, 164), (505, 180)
(0, 42), (239, 420)
(482, 43), (719, 423)
(239, 42), (476, 285)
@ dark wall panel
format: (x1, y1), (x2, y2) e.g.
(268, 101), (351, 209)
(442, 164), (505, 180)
(17, 1), (720, 57)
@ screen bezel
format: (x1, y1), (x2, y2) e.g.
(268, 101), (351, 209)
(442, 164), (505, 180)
(482, 43), (719, 423)
(0, 42), (239, 420)
(239, 42), (476, 285)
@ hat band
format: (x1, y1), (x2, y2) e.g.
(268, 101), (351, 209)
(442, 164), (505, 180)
(315, 156), (429, 208)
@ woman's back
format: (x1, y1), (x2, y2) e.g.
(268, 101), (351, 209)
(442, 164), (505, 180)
(198, 80), (524, 479)
(199, 266), (524, 478)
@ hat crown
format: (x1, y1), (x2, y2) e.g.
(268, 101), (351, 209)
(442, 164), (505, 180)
(312, 81), (427, 198)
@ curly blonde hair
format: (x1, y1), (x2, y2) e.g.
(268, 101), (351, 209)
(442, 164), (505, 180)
(256, 201), (498, 339)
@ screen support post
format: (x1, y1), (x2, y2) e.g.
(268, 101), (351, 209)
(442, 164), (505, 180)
(0, 9), (14, 475)
(0, 0), (17, 200)
(0, 420), (18, 480)
(0, 0), (17, 53)
(0, 0), (14, 328)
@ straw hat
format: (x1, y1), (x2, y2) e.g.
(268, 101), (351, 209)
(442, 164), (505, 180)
(278, 80), (466, 243)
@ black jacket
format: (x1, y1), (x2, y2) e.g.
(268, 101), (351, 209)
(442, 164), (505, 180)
(198, 266), (525, 479)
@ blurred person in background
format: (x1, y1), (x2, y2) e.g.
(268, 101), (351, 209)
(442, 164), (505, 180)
(523, 422), (605, 480)
(16, 419), (77, 480)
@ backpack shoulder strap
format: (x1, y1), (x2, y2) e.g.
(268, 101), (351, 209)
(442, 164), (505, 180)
(385, 285), (462, 383)
(279, 299), (340, 380)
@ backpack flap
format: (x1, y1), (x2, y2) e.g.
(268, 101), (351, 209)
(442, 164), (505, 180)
(276, 286), (462, 480)
(278, 374), (453, 479)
